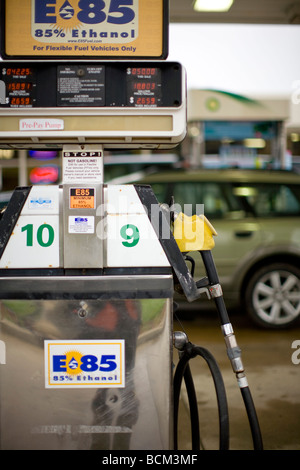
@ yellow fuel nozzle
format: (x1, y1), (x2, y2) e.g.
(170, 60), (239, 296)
(173, 212), (217, 252)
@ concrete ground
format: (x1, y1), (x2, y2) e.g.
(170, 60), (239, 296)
(173, 308), (300, 451)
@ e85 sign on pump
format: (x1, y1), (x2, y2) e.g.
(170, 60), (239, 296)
(33, 0), (138, 43)
(2, 0), (167, 59)
(45, 339), (125, 388)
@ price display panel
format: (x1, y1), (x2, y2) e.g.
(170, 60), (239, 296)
(0, 66), (37, 108)
(0, 61), (186, 149)
(0, 62), (182, 109)
(127, 67), (162, 107)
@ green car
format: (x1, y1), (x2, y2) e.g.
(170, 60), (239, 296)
(131, 168), (300, 329)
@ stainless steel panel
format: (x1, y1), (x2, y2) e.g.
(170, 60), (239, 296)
(0, 276), (173, 450)
(62, 183), (104, 269)
(0, 275), (173, 299)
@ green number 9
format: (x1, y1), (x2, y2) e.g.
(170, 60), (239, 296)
(120, 224), (140, 248)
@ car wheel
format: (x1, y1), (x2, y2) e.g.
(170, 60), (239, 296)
(245, 263), (300, 329)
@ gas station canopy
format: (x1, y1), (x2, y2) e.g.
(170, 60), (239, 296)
(170, 0), (300, 25)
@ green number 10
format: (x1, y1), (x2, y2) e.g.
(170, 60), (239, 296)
(120, 224), (140, 247)
(22, 223), (55, 247)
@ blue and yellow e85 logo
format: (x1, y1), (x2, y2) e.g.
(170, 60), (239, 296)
(32, 0), (139, 44)
(34, 0), (137, 26)
(45, 339), (125, 388)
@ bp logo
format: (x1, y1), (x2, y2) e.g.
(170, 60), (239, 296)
(205, 97), (220, 112)
(45, 339), (125, 388)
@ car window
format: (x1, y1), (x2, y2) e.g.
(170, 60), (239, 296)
(169, 182), (241, 219)
(233, 183), (300, 217)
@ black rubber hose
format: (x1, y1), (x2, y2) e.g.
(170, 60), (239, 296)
(183, 363), (200, 450)
(173, 342), (229, 451)
(191, 345), (229, 451)
(173, 350), (190, 450)
(241, 386), (264, 450)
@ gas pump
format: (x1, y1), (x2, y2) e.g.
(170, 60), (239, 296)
(0, 58), (185, 450)
(0, 149), (176, 450)
(0, 0), (263, 451)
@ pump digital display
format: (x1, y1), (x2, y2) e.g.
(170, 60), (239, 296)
(131, 68), (158, 76)
(6, 82), (33, 91)
(1, 66), (36, 107)
(126, 67), (162, 107)
(5, 67), (33, 76)
(0, 61), (182, 109)
(10, 97), (33, 106)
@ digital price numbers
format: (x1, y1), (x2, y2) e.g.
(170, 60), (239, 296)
(127, 67), (162, 107)
(1, 67), (36, 107)
(0, 62), (182, 109)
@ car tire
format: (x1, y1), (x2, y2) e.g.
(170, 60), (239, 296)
(244, 263), (300, 329)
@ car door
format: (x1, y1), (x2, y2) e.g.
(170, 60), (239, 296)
(169, 180), (263, 293)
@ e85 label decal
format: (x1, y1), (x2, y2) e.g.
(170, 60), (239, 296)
(32, 0), (139, 44)
(44, 340), (125, 388)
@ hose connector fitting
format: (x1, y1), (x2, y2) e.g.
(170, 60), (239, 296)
(221, 323), (245, 376)
(173, 331), (189, 351)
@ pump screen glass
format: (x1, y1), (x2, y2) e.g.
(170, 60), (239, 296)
(126, 67), (162, 107)
(0, 66), (36, 107)
(0, 62), (182, 109)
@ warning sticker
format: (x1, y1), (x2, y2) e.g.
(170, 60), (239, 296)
(57, 65), (105, 107)
(63, 150), (103, 183)
(70, 188), (95, 209)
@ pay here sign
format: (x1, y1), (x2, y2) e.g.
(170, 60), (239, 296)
(1, 0), (168, 59)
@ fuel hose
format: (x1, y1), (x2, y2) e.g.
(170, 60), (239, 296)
(200, 250), (264, 450)
(173, 336), (263, 450)
(173, 339), (230, 451)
